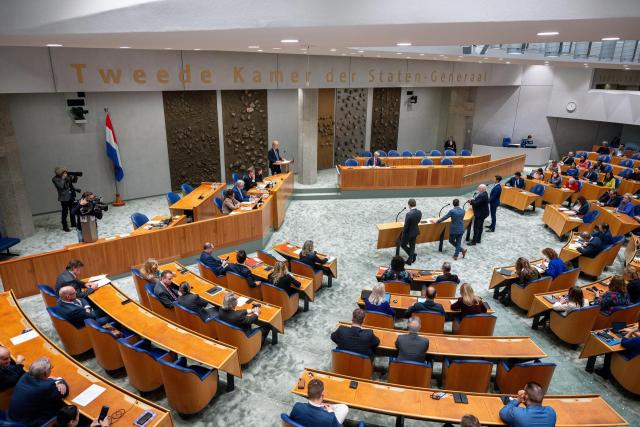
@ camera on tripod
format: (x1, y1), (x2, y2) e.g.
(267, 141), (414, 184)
(79, 197), (109, 216)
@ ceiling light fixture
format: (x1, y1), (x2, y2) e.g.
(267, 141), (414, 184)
(396, 52), (403, 55)
(257, 49), (263, 52)
(537, 31), (559, 36)
(330, 48), (337, 52)
(163, 47), (173, 50)
(281, 39), (299, 43)
(358, 50), (364, 53)
(419, 53), (425, 56)
(119, 46), (131, 49)
(272, 47), (281, 50)
(248, 45), (260, 49)
(602, 37), (620, 41)
(46, 43), (63, 47)
(396, 42), (412, 46)
(506, 61), (511, 64)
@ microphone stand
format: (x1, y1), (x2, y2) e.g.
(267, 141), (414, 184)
(438, 203), (451, 217)
(395, 207), (406, 223)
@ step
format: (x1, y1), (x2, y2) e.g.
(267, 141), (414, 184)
(291, 192), (343, 201)
(293, 186), (340, 194)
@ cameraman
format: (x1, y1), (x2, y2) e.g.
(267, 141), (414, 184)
(51, 167), (81, 232)
(71, 192), (104, 243)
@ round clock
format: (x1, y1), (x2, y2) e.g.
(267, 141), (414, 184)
(566, 101), (577, 113)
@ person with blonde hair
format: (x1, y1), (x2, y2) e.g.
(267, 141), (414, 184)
(365, 283), (395, 316)
(268, 261), (301, 296)
(542, 248), (567, 279)
(139, 258), (159, 281)
(451, 283), (487, 316)
(624, 265), (640, 304)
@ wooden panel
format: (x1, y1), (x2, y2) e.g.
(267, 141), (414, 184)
(162, 91), (221, 189)
(371, 88), (400, 153)
(317, 88), (335, 169)
(334, 88), (367, 164)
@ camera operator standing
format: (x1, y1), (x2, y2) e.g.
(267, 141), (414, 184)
(51, 167), (82, 232)
(71, 192), (107, 243)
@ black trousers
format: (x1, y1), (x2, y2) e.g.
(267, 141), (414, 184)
(395, 234), (417, 260)
(472, 216), (486, 243)
(60, 200), (76, 229)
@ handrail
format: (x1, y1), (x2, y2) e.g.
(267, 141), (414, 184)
(463, 155), (525, 179)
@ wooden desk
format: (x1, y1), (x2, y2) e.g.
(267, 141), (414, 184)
(247, 173), (294, 230)
(376, 209), (474, 251)
(559, 232), (585, 263)
(88, 284), (241, 378)
(130, 215), (187, 235)
(161, 261), (285, 334)
(524, 178), (574, 205)
(591, 204), (639, 236)
(0, 291), (173, 427)
(375, 267), (442, 291)
(579, 323), (635, 372)
(488, 259), (547, 300)
(291, 369), (628, 426)
(542, 204), (583, 238)
(336, 322), (546, 360)
(617, 178), (640, 195)
(354, 155), (491, 167)
(169, 182), (225, 221)
(357, 292), (494, 316)
(499, 186), (542, 213)
(272, 242), (338, 280)
(624, 234), (640, 268)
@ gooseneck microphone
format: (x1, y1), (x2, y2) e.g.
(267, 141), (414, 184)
(438, 203), (451, 217)
(395, 207), (406, 223)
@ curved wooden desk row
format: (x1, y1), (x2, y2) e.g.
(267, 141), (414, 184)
(272, 242), (338, 279)
(0, 291), (174, 427)
(524, 178), (575, 206)
(338, 155), (525, 190)
(356, 292), (495, 316)
(499, 186), (542, 213)
(0, 173), (294, 299)
(542, 204), (588, 239)
(291, 369), (628, 426)
(169, 182), (226, 221)
(542, 171), (610, 203)
(488, 259), (547, 291)
(353, 154), (491, 167)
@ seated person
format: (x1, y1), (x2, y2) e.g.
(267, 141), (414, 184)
(243, 166), (259, 191)
(219, 292), (270, 343)
(268, 261), (301, 296)
(364, 283), (395, 317)
(516, 257), (541, 285)
(565, 164), (579, 177)
(55, 405), (109, 427)
(9, 357), (69, 427)
(564, 177), (579, 192)
(300, 240), (329, 272)
(221, 189), (240, 214)
(614, 143), (626, 157)
(545, 160), (560, 173)
(255, 167), (264, 182)
(560, 152), (575, 166)
(55, 259), (98, 298)
(366, 151), (385, 167)
(624, 265), (640, 304)
(576, 156), (590, 169)
(56, 286), (118, 334)
(594, 160), (607, 173)
(631, 167), (640, 182)
(594, 275), (630, 315)
(542, 247), (567, 279)
(177, 282), (217, 321)
(227, 250), (261, 288)
(499, 381), (556, 427)
(583, 166), (599, 183)
(289, 378), (349, 427)
(199, 242), (228, 275)
(395, 316), (428, 363)
(572, 196), (589, 217)
(592, 223), (613, 246)
(435, 262), (460, 284)
(330, 308), (379, 357)
(619, 313), (640, 359)
(154, 270), (178, 308)
(552, 285), (588, 315)
(576, 231), (604, 258)
(0, 345), (25, 391)
(597, 143), (611, 155)
(505, 172), (525, 189)
(406, 286), (445, 316)
(598, 189), (622, 207)
(615, 193), (635, 217)
(381, 255), (412, 284)
(528, 168), (544, 180)
(548, 171), (562, 188)
(232, 180), (251, 202)
(601, 171), (617, 189)
(139, 258), (159, 282)
(451, 283), (487, 316)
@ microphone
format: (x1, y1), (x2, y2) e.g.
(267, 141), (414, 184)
(395, 207), (406, 222)
(438, 203), (451, 217)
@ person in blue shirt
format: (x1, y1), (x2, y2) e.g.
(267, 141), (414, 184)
(487, 175), (502, 232)
(615, 193), (635, 217)
(436, 198), (467, 260)
(542, 247), (567, 279)
(499, 381), (557, 427)
(289, 378), (349, 427)
(505, 172), (525, 189)
(364, 283), (395, 317)
(199, 242), (228, 276)
(232, 180), (251, 202)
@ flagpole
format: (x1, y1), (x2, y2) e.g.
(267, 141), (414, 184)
(106, 108), (126, 207)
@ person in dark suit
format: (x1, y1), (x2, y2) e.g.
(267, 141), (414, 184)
(153, 270), (178, 308)
(435, 262), (460, 284)
(255, 167), (264, 182)
(405, 286), (445, 317)
(436, 198), (466, 260)
(300, 240), (329, 272)
(366, 151), (385, 167)
(268, 261), (301, 296)
(55, 286), (113, 330)
(232, 180), (251, 202)
(577, 232), (604, 258)
(219, 292), (270, 344)
(51, 167), (79, 232)
(561, 152), (575, 166)
(487, 175), (502, 232)
(505, 172), (525, 189)
(0, 346), (25, 391)
(268, 140), (285, 175)
(583, 166), (599, 183)
(9, 357), (69, 426)
(468, 184), (489, 245)
(243, 166), (259, 191)
(330, 308), (379, 357)
(598, 189), (622, 208)
(289, 378), (349, 427)
(596, 143), (611, 155)
(55, 259), (98, 298)
(177, 282), (217, 321)
(70, 191), (103, 243)
(395, 316), (429, 363)
(592, 223), (613, 246)
(55, 405), (108, 427)
(395, 199), (422, 265)
(199, 242), (228, 276)
(226, 250), (261, 288)
(444, 136), (457, 153)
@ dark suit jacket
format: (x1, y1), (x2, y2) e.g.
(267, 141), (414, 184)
(55, 270), (93, 299)
(506, 177), (525, 189)
(0, 361), (25, 391)
(268, 272), (301, 296)
(435, 273), (460, 284)
(51, 175), (77, 202)
(470, 191), (490, 219)
(300, 251), (328, 271)
(366, 157), (385, 166)
(153, 282), (177, 308)
(584, 170), (599, 182)
(227, 263), (257, 287)
(330, 325), (379, 357)
(55, 299), (105, 329)
(219, 308), (258, 333)
(232, 186), (250, 202)
(402, 208), (422, 240)
(199, 251), (226, 276)
(489, 184), (502, 206)
(243, 175), (258, 190)
(178, 293), (214, 321)
(437, 207), (465, 235)
(289, 402), (341, 427)
(578, 236), (604, 258)
(395, 332), (429, 363)
(9, 374), (68, 426)
(576, 202), (590, 216)
(599, 193), (622, 207)
(405, 299), (445, 317)
(268, 148), (282, 173)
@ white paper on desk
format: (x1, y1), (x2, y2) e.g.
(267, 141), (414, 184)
(568, 244), (578, 250)
(88, 274), (107, 282)
(94, 278), (111, 288)
(118, 233), (130, 238)
(147, 220), (162, 226)
(237, 296), (249, 306)
(326, 256), (335, 263)
(535, 266), (545, 273)
(449, 299), (458, 304)
(293, 249), (302, 255)
(558, 207), (569, 211)
(72, 384), (106, 407)
(10, 329), (38, 345)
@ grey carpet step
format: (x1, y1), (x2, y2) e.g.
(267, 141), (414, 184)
(291, 192), (342, 200)
(293, 186), (340, 194)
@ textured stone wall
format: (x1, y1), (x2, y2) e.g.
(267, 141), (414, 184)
(371, 87), (401, 154)
(221, 90), (268, 180)
(162, 91), (220, 189)
(334, 88), (367, 164)
(317, 88), (335, 169)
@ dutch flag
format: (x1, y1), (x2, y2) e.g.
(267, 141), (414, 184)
(105, 113), (124, 182)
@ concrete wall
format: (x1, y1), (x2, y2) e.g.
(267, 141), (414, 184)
(397, 87), (449, 153)
(9, 92), (170, 214)
(267, 89), (299, 173)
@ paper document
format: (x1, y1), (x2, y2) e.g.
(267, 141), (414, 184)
(94, 278), (111, 288)
(72, 384), (106, 406)
(326, 256), (335, 263)
(450, 299), (458, 304)
(293, 249), (302, 255)
(10, 330), (38, 345)
(88, 274), (107, 282)
(237, 297), (249, 306)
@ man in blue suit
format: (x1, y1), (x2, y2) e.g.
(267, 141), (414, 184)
(232, 180), (251, 202)
(289, 378), (349, 427)
(499, 381), (556, 427)
(55, 286), (114, 329)
(505, 172), (525, 189)
(199, 242), (228, 276)
(436, 198), (467, 260)
(487, 175), (502, 232)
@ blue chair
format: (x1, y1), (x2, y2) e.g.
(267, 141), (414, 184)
(415, 150), (427, 156)
(576, 151), (589, 158)
(117, 337), (168, 392)
(597, 155), (611, 163)
(401, 150), (413, 157)
(360, 150), (372, 157)
(633, 204), (640, 217)
(496, 359), (556, 394)
(46, 306), (92, 355)
(582, 210), (601, 225)
(430, 150), (442, 156)
(377, 150), (387, 157)
(144, 282), (176, 321)
(130, 213), (149, 229)
(281, 414), (305, 427)
(502, 137), (511, 147)
(460, 149), (472, 156)
(166, 191), (181, 205)
(388, 358), (433, 387)
(180, 183), (194, 194)
(619, 168), (633, 178)
(37, 284), (57, 307)
(0, 232), (20, 257)
(157, 354), (218, 415)
(442, 358), (493, 392)
(213, 317), (263, 364)
(388, 150), (400, 157)
(0, 410), (56, 427)
(444, 149), (456, 156)
(441, 158), (454, 166)
(344, 159), (359, 166)
(633, 153), (640, 160)
(530, 184), (545, 196)
(231, 172), (240, 182)
(566, 168), (579, 178)
(620, 159), (634, 168)
(420, 158), (433, 166)
(575, 180), (583, 192)
(84, 318), (127, 371)
(214, 197), (223, 213)
(626, 144), (639, 152)
(603, 164), (613, 173)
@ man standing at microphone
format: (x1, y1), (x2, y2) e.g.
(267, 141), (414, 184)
(468, 184), (489, 246)
(395, 199), (422, 265)
(436, 199), (467, 260)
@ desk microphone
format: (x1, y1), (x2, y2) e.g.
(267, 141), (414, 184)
(438, 203), (451, 217)
(395, 207), (406, 222)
